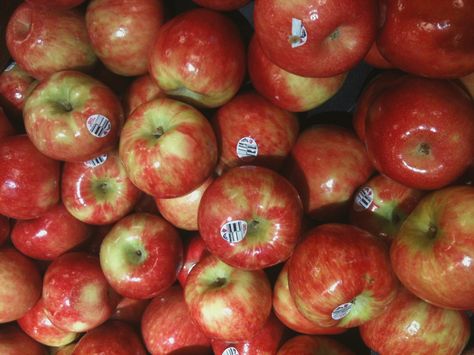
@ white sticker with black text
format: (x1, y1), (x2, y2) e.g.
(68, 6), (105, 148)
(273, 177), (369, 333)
(290, 18), (307, 48)
(236, 137), (258, 159)
(222, 347), (239, 355)
(220, 220), (247, 243)
(354, 186), (374, 211)
(84, 154), (108, 168)
(332, 302), (353, 320)
(4, 61), (16, 72)
(86, 114), (111, 138)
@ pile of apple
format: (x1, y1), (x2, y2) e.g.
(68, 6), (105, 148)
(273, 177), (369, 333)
(0, 0), (473, 354)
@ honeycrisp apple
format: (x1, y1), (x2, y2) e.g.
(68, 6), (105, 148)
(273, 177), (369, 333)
(0, 215), (9, 246)
(192, 0), (250, 11)
(123, 74), (164, 116)
(177, 233), (209, 286)
(26, 0), (86, 9)
(110, 297), (150, 325)
(277, 335), (355, 355)
(0, 106), (15, 138)
(0, 325), (47, 355)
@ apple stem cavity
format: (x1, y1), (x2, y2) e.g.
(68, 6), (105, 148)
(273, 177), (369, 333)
(153, 126), (164, 139)
(329, 28), (340, 41)
(212, 277), (227, 288)
(418, 143), (431, 155)
(427, 225), (438, 240)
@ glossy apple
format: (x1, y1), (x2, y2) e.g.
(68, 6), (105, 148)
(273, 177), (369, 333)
(119, 97), (217, 198)
(377, 0), (474, 78)
(184, 254), (272, 341)
(212, 91), (299, 174)
(390, 186), (474, 310)
(141, 285), (211, 355)
(285, 124), (373, 222)
(254, 0), (377, 77)
(360, 287), (470, 355)
(23, 70), (124, 162)
(62, 150), (141, 225)
(198, 165), (303, 270)
(42, 252), (118, 332)
(100, 213), (183, 299)
(26, 0), (86, 9)
(86, 0), (164, 76)
(6, 3), (97, 80)
(149, 8), (246, 108)
(289, 224), (399, 328)
(192, 0), (250, 11)
(0, 106), (14, 138)
(0, 215), (9, 246)
(363, 41), (394, 68)
(0, 134), (60, 220)
(248, 36), (347, 112)
(365, 76), (474, 190)
(11, 203), (91, 260)
(277, 335), (354, 355)
(0, 325), (47, 355)
(133, 193), (159, 214)
(177, 233), (209, 287)
(110, 297), (150, 325)
(52, 343), (76, 355)
(123, 74), (164, 116)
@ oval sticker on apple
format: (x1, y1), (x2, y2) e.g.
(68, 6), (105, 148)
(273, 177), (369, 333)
(222, 347), (239, 355)
(289, 18), (307, 48)
(86, 114), (111, 138)
(353, 186), (374, 212)
(220, 220), (247, 243)
(236, 137), (258, 159)
(4, 61), (16, 72)
(84, 154), (108, 168)
(331, 302), (353, 320)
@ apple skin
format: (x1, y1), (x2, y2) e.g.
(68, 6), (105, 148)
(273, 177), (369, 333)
(248, 36), (347, 113)
(277, 335), (355, 355)
(460, 72), (474, 98)
(0, 324), (47, 355)
(192, 0), (250, 11)
(17, 298), (78, 347)
(0, 134), (60, 220)
(363, 41), (394, 69)
(119, 97), (217, 199)
(0, 214), (10, 246)
(110, 297), (150, 325)
(25, 0), (86, 9)
(285, 124), (374, 222)
(86, 0), (164, 76)
(198, 165), (303, 270)
(123, 74), (165, 116)
(377, 0), (474, 78)
(149, 8), (246, 108)
(390, 186), (474, 310)
(177, 233), (209, 287)
(0, 106), (15, 138)
(0, 248), (42, 323)
(61, 150), (141, 225)
(23, 70), (124, 162)
(11, 203), (91, 260)
(360, 287), (470, 355)
(6, 3), (97, 80)
(289, 224), (399, 328)
(42, 252), (118, 332)
(212, 91), (300, 174)
(253, 0), (377, 77)
(184, 253), (272, 341)
(100, 213), (183, 299)
(365, 76), (474, 190)
(141, 285), (211, 355)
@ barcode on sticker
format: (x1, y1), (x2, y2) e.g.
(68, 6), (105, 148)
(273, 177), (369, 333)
(84, 154), (108, 168)
(236, 137), (258, 159)
(354, 186), (374, 211)
(86, 114), (111, 138)
(4, 61), (16, 72)
(222, 347), (239, 355)
(220, 220), (247, 243)
(331, 302), (353, 320)
(290, 18), (307, 48)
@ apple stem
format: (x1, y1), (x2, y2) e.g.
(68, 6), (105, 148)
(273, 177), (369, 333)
(427, 225), (438, 239)
(154, 127), (164, 139)
(212, 277), (227, 288)
(329, 28), (340, 40)
(60, 101), (73, 112)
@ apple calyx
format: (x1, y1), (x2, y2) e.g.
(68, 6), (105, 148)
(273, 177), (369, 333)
(417, 142), (431, 156)
(92, 179), (117, 201)
(153, 126), (165, 139)
(125, 241), (147, 266)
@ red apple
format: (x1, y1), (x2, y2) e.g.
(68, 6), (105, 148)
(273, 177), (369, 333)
(198, 165), (303, 270)
(133, 193), (159, 215)
(123, 74), (165, 116)
(365, 76), (474, 190)
(192, 0), (250, 11)
(377, 0), (474, 78)
(0, 214), (9, 246)
(52, 343), (76, 355)
(149, 8), (246, 108)
(110, 297), (150, 325)
(119, 97), (217, 198)
(277, 335), (354, 355)
(360, 287), (470, 355)
(141, 285), (211, 355)
(248, 36), (347, 113)
(253, 0), (377, 77)
(390, 185), (474, 310)
(212, 91), (300, 174)
(11, 203), (91, 260)
(177, 233), (209, 287)
(184, 253), (272, 341)
(0, 325), (47, 355)
(42, 252), (118, 332)
(289, 224), (399, 328)
(0, 134), (60, 220)
(285, 124), (373, 222)
(0, 106), (15, 138)
(62, 150), (141, 225)
(23, 70), (124, 162)
(25, 0), (86, 9)
(86, 0), (164, 76)
(6, 3), (97, 80)
(99, 213), (183, 299)
(363, 41), (394, 69)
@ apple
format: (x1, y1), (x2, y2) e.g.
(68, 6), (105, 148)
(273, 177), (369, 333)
(365, 76), (474, 190)
(119, 97), (217, 198)
(110, 297), (150, 325)
(460, 72), (474, 98)
(25, 0), (86, 9)
(0, 106), (15, 138)
(360, 287), (470, 355)
(141, 285), (211, 355)
(133, 193), (159, 214)
(288, 224), (399, 328)
(0, 134), (60, 220)
(149, 8), (246, 108)
(363, 41), (394, 69)
(192, 0), (250, 11)
(23, 70), (124, 162)
(0, 248), (42, 323)
(0, 214), (9, 246)
(390, 185), (474, 310)
(62, 150), (142, 225)
(52, 343), (76, 355)
(17, 298), (78, 347)
(285, 124), (374, 222)
(277, 335), (354, 355)
(198, 165), (303, 270)
(253, 0), (377, 77)
(177, 233), (209, 287)
(42, 252), (118, 332)
(123, 74), (165, 116)
(212, 91), (300, 174)
(86, 0), (164, 76)
(99, 213), (183, 299)
(349, 174), (425, 241)
(377, 0), (474, 78)
(6, 3), (97, 80)
(72, 320), (147, 355)
(0, 324), (47, 355)
(184, 253), (272, 341)
(248, 36), (347, 113)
